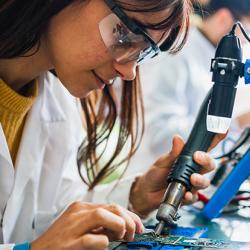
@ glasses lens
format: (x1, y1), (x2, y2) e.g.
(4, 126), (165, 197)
(99, 14), (157, 64)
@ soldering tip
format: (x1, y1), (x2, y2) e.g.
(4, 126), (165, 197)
(155, 221), (165, 235)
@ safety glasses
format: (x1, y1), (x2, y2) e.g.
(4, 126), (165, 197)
(99, 0), (160, 64)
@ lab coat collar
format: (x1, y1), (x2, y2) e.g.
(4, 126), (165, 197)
(0, 72), (68, 170)
(39, 72), (67, 123)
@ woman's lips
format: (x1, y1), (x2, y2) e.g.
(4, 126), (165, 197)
(92, 70), (116, 89)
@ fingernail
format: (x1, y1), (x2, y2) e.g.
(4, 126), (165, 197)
(131, 233), (135, 240)
(128, 233), (135, 242)
(195, 151), (205, 160)
(196, 176), (209, 188)
(204, 178), (210, 187)
(121, 229), (126, 239)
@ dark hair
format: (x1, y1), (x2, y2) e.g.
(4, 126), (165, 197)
(194, 0), (250, 20)
(0, 0), (192, 189)
(0, 0), (74, 58)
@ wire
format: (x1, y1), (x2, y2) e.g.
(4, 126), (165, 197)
(221, 137), (237, 156)
(230, 21), (250, 43)
(230, 22), (238, 35)
(222, 205), (250, 214)
(197, 192), (250, 204)
(215, 128), (250, 159)
(197, 192), (209, 204)
(238, 22), (250, 43)
(233, 195), (250, 202)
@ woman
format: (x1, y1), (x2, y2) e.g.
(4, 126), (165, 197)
(0, 0), (219, 250)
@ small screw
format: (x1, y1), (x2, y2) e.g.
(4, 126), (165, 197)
(211, 60), (215, 69)
(220, 69), (226, 75)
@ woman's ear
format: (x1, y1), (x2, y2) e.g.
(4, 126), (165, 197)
(215, 8), (235, 34)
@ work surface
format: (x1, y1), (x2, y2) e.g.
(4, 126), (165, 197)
(174, 207), (250, 241)
(108, 206), (250, 249)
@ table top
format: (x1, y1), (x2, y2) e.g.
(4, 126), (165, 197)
(176, 206), (250, 242)
(108, 206), (250, 249)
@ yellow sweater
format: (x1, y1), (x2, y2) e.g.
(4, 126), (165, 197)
(0, 79), (38, 163)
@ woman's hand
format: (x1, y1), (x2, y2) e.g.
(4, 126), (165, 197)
(31, 202), (144, 250)
(129, 134), (223, 217)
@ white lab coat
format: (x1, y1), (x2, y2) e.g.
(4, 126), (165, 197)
(0, 72), (135, 249)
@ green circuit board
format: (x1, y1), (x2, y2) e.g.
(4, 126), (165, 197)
(130, 232), (250, 249)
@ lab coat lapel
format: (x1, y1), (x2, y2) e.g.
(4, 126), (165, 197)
(14, 74), (67, 194)
(3, 77), (68, 242)
(0, 125), (14, 216)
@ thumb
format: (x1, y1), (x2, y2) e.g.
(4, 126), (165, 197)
(170, 135), (185, 158)
(154, 135), (185, 169)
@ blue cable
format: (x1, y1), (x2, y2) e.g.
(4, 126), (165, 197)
(13, 242), (30, 250)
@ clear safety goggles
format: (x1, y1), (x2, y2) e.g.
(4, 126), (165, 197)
(99, 0), (160, 64)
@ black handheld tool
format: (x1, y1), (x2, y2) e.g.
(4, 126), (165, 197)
(155, 23), (244, 235)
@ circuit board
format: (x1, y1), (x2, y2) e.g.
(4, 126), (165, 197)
(109, 226), (208, 250)
(110, 229), (250, 249)
(131, 232), (250, 249)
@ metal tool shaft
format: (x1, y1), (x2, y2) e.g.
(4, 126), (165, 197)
(155, 182), (186, 234)
(155, 90), (215, 234)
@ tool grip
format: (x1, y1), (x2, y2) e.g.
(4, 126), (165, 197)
(168, 89), (216, 189)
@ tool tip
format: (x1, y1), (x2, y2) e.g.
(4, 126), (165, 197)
(155, 221), (165, 235)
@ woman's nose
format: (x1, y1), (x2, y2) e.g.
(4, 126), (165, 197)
(113, 61), (137, 81)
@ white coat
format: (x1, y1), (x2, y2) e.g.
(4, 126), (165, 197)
(0, 72), (135, 249)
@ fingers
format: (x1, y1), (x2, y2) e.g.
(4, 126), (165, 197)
(193, 151), (215, 174)
(81, 234), (109, 250)
(105, 204), (135, 241)
(190, 173), (210, 189)
(183, 173), (210, 205)
(183, 191), (199, 205)
(127, 211), (144, 234)
(182, 147), (215, 205)
(35, 202), (141, 250)
(154, 135), (185, 168)
(104, 204), (144, 241)
(170, 135), (185, 158)
(77, 207), (126, 239)
(65, 201), (102, 214)
(72, 203), (143, 242)
(155, 136), (215, 173)
(208, 133), (227, 151)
